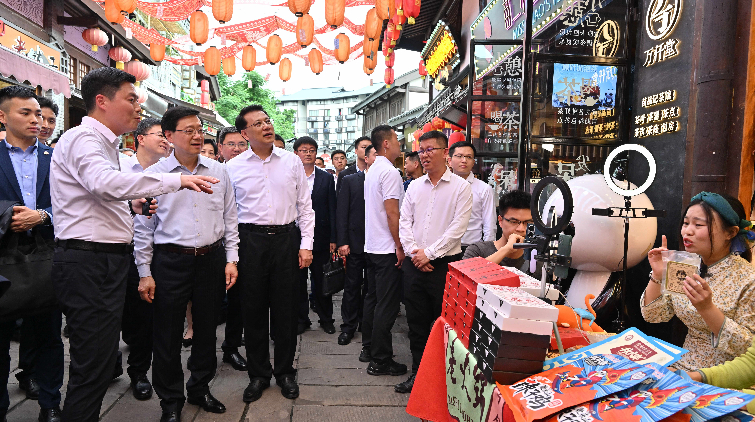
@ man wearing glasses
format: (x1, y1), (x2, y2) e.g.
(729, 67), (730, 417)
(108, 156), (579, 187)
(447, 141), (496, 254)
(227, 104), (314, 404)
(462, 190), (533, 269)
(217, 126), (248, 163)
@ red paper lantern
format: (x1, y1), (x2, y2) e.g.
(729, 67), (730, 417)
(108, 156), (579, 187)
(150, 44), (165, 62)
(422, 122), (433, 132)
(363, 64), (375, 75)
(384, 51), (394, 67)
(288, 0), (311, 17)
(432, 117), (445, 130)
(108, 46), (132, 70)
(223, 56), (236, 76)
(334, 33), (350, 64)
(105, 0), (124, 24)
(279, 58), (292, 82)
(363, 36), (379, 58)
(449, 131), (465, 146)
(308, 49), (323, 74)
(82, 28), (108, 52)
(364, 53), (377, 70)
(412, 130), (421, 141)
(190, 11), (209, 45)
(325, 0), (346, 29)
(296, 14), (314, 47)
(267, 35), (283, 64)
(203, 47), (221, 76)
(212, 0), (234, 24)
(404, 0), (421, 24)
(200, 91), (210, 107)
(124, 60), (150, 81)
(375, 0), (396, 21)
(135, 86), (148, 104)
(200, 80), (209, 92)
(242, 45), (256, 71)
(116, 0), (136, 14)
(390, 12), (406, 31)
(364, 8), (381, 41)
(384, 67), (394, 87)
(385, 22), (401, 46)
(382, 32), (393, 56)
(418, 59), (427, 79)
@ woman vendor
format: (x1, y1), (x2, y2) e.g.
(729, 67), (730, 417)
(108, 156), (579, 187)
(642, 192), (755, 371)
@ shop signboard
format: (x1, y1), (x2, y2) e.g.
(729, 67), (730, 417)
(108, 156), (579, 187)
(0, 18), (61, 70)
(421, 20), (461, 90)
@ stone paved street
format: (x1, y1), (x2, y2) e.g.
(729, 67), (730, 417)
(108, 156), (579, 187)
(6, 292), (417, 421)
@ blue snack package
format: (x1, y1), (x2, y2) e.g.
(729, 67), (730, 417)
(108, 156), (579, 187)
(661, 382), (755, 422)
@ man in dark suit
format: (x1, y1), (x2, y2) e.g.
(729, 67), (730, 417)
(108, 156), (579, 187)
(294, 137), (337, 334)
(336, 136), (372, 194)
(0, 86), (64, 422)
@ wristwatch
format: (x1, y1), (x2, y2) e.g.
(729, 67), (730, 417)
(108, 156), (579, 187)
(229, 261), (238, 266)
(36, 209), (50, 225)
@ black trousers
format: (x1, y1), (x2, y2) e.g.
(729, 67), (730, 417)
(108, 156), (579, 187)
(151, 247), (225, 413)
(222, 282), (243, 352)
(239, 227), (299, 381)
(298, 250), (333, 325)
(121, 259), (153, 378)
(402, 253), (462, 374)
(53, 247), (130, 422)
(340, 252), (369, 335)
(363, 253), (402, 363)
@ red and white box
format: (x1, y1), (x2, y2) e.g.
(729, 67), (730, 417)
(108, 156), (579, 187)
(478, 300), (554, 337)
(477, 285), (559, 322)
(503, 266), (560, 301)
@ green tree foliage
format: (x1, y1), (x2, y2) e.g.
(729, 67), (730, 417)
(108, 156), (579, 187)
(215, 70), (295, 139)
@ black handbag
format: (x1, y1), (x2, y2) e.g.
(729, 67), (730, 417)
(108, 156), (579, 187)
(0, 228), (57, 322)
(322, 253), (346, 296)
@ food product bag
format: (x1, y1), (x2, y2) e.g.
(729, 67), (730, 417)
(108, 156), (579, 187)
(660, 382), (755, 422)
(661, 251), (701, 297)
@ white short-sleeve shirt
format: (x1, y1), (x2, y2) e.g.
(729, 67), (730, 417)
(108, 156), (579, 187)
(364, 156), (404, 254)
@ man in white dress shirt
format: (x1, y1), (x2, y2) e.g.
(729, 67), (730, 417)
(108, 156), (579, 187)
(49, 68), (217, 422)
(448, 140), (496, 252)
(226, 104), (314, 404)
(396, 130), (472, 393)
(362, 125), (408, 377)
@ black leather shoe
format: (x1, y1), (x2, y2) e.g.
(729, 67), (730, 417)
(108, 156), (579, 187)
(187, 393), (226, 414)
(320, 322), (336, 334)
(19, 376), (40, 399)
(276, 374), (299, 399)
(367, 359), (407, 376)
(243, 379), (270, 403)
(394, 373), (415, 393)
(222, 352), (247, 371)
(130, 373), (153, 400)
(160, 410), (180, 422)
(358, 347), (372, 363)
(338, 332), (353, 345)
(38, 407), (62, 422)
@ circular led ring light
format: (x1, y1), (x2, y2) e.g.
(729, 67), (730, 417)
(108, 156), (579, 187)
(603, 144), (657, 197)
(530, 176), (574, 236)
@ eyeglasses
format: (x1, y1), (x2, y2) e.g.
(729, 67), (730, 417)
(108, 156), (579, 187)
(452, 154), (474, 161)
(173, 128), (205, 136)
(144, 132), (166, 139)
(224, 142), (248, 149)
(418, 146), (445, 155)
(502, 217), (534, 227)
(244, 119), (273, 129)
(297, 149), (317, 155)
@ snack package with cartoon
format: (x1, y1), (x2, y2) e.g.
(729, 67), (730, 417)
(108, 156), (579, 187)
(500, 354), (653, 422)
(660, 382), (755, 422)
(542, 363), (701, 422)
(709, 411), (755, 421)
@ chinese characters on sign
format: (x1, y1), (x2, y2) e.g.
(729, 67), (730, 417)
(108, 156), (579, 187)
(634, 90), (682, 138)
(489, 109), (520, 144)
(643, 39), (679, 67)
(491, 54), (522, 92)
(643, 0), (683, 67)
(0, 19), (61, 70)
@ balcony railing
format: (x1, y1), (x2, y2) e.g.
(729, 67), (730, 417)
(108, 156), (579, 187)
(307, 128), (319, 134)
(346, 114), (357, 120)
(335, 115), (344, 121)
(307, 116), (318, 122)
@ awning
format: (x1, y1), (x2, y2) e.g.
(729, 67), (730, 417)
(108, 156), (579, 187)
(147, 87), (227, 129)
(0, 47), (71, 98)
(417, 68), (468, 128)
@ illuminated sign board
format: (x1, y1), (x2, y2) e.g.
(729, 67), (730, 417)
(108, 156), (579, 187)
(642, 0), (682, 67)
(0, 18), (61, 70)
(421, 21), (460, 80)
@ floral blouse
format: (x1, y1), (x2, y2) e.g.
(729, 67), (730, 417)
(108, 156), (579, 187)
(640, 254), (755, 371)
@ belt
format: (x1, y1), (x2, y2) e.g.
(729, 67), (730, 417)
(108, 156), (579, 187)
(154, 239), (223, 256)
(239, 222), (296, 234)
(55, 239), (134, 254)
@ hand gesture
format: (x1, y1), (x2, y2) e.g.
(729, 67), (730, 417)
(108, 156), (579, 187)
(338, 245), (350, 257)
(411, 249), (430, 269)
(138, 276), (156, 303)
(684, 274), (716, 312)
(502, 232), (525, 255)
(299, 249), (313, 269)
(225, 262), (238, 290)
(180, 175), (218, 194)
(131, 198), (157, 218)
(395, 246), (405, 268)
(10, 206), (42, 232)
(648, 235), (669, 278)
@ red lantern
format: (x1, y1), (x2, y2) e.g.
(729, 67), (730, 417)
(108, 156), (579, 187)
(150, 44), (165, 62)
(190, 10), (209, 45)
(200, 91), (210, 107)
(116, 0), (136, 14)
(201, 79), (209, 92)
(364, 8), (381, 41)
(384, 67), (394, 87)
(135, 86), (148, 104)
(82, 28), (108, 52)
(279, 58), (292, 82)
(203, 47), (221, 76)
(108, 46), (132, 70)
(212, 0), (233, 24)
(223, 56), (236, 76)
(334, 33), (350, 64)
(413, 130), (421, 141)
(124, 60), (150, 81)
(308, 49), (323, 74)
(382, 32), (393, 56)
(288, 0), (311, 17)
(404, 0), (421, 24)
(422, 122), (433, 132)
(363, 64), (374, 75)
(432, 117), (445, 130)
(363, 36), (379, 58)
(385, 22), (400, 46)
(364, 53), (377, 70)
(375, 0), (395, 21)
(242, 45), (256, 71)
(418, 59), (427, 79)
(325, 0), (346, 29)
(296, 15), (314, 47)
(105, 0), (124, 25)
(449, 131), (465, 146)
(384, 51), (394, 67)
(390, 13), (406, 31)
(267, 35), (283, 64)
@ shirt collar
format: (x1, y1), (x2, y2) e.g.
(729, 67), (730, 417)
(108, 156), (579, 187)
(245, 145), (281, 162)
(165, 152), (208, 172)
(124, 153), (143, 171)
(423, 167), (453, 185)
(82, 116), (119, 146)
(465, 173), (475, 183)
(3, 139), (38, 153)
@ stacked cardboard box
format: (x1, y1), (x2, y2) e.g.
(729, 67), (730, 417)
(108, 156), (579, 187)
(502, 265), (560, 301)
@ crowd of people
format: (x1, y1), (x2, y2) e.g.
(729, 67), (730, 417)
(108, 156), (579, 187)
(3, 65), (755, 422)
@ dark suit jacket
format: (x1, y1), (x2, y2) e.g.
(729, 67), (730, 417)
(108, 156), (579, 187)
(336, 171), (365, 255)
(311, 167), (337, 253)
(0, 140), (54, 239)
(336, 163), (359, 196)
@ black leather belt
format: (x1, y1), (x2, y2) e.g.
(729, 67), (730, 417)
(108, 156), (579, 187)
(154, 239), (223, 256)
(55, 239), (134, 254)
(239, 222), (296, 234)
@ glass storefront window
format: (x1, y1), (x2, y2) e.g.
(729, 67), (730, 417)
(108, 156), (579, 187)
(471, 156), (519, 202)
(470, 101), (520, 153)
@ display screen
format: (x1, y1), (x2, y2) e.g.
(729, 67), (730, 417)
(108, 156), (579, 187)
(551, 63), (617, 109)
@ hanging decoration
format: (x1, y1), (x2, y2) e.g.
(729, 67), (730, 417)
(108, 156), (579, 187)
(203, 46), (221, 75)
(384, 51), (394, 67)
(108, 46), (132, 69)
(135, 86), (148, 104)
(308, 48), (323, 74)
(105, 0), (124, 24)
(384, 67), (394, 87)
(374, 0), (395, 21)
(124, 60), (151, 82)
(432, 117), (445, 130)
(212, 0), (234, 24)
(449, 131), (465, 145)
(390, 12), (406, 31)
(296, 14), (314, 47)
(267, 34), (283, 64)
(334, 33), (350, 63)
(364, 52), (376, 69)
(382, 32), (393, 56)
(324, 0), (346, 28)
(363, 63), (374, 75)
(288, 0), (311, 17)
(403, 0), (420, 24)
(223, 56), (236, 75)
(364, 8), (381, 41)
(150, 44), (165, 62)
(422, 122), (433, 132)
(418, 59), (427, 79)
(190, 10), (209, 45)
(116, 0), (137, 14)
(279, 57), (292, 81)
(242, 45), (257, 70)
(82, 28), (108, 52)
